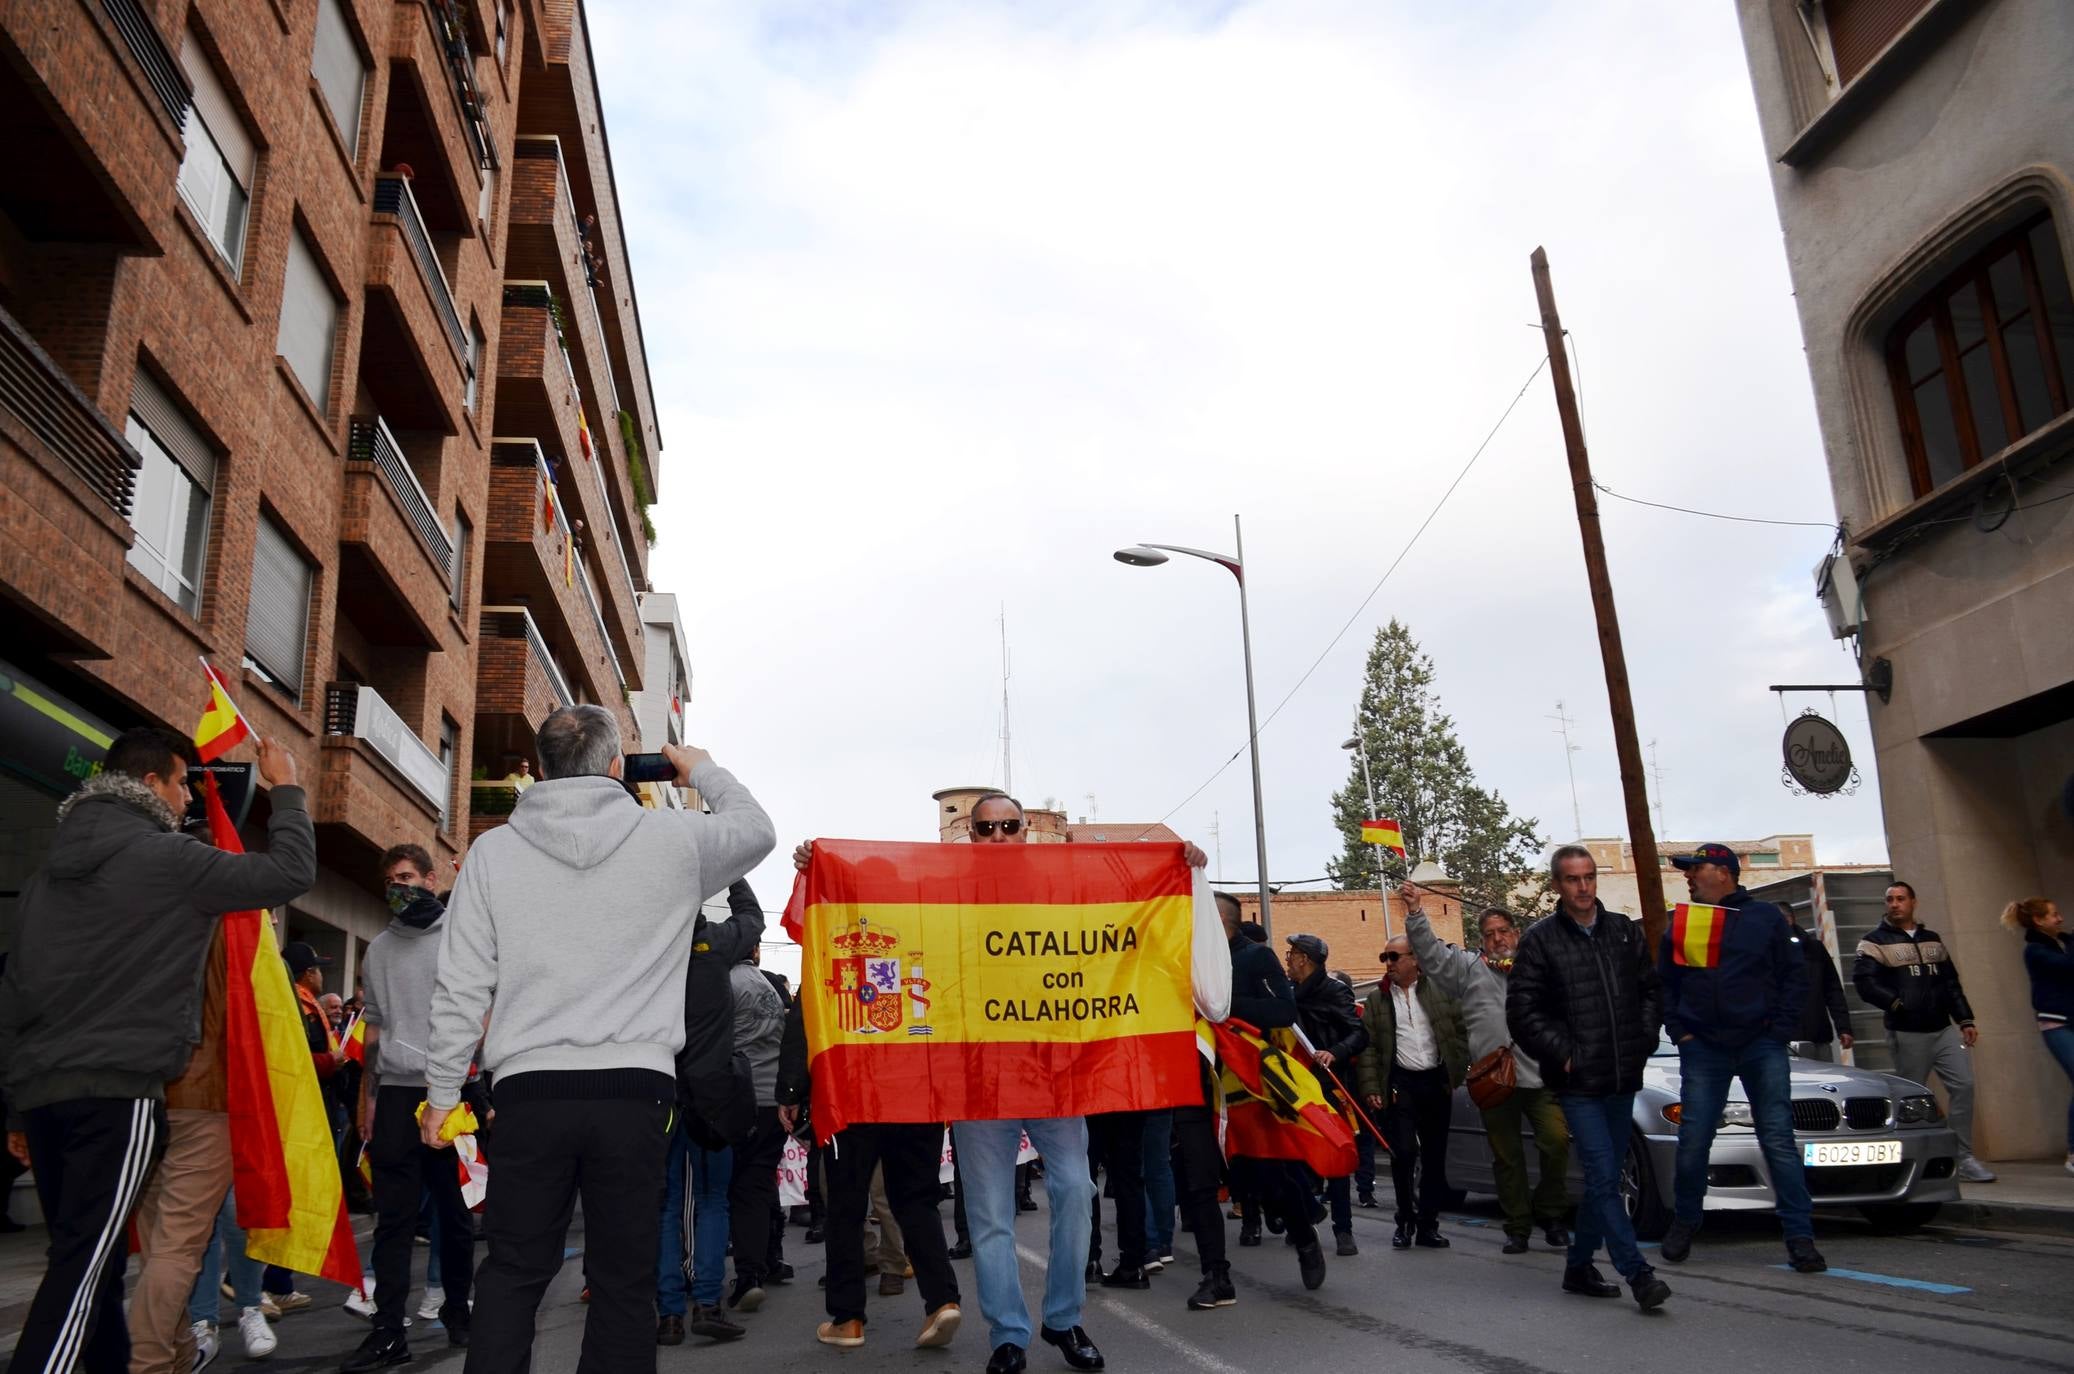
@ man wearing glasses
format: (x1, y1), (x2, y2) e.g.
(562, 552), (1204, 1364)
(1, 728), (314, 1374)
(1356, 933), (1465, 1252)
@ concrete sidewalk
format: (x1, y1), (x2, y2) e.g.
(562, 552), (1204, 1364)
(1940, 1157), (2074, 1233)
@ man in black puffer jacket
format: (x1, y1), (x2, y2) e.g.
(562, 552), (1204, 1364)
(1506, 844), (1668, 1313)
(1284, 934), (1367, 1254)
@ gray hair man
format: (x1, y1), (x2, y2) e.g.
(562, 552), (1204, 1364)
(421, 706), (774, 1374)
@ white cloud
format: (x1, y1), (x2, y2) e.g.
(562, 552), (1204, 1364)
(588, 0), (1891, 973)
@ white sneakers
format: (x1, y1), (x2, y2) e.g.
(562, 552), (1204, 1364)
(190, 1321), (218, 1371)
(418, 1286), (445, 1320)
(239, 1306), (277, 1359)
(1957, 1157), (1998, 1182)
(343, 1287), (376, 1320)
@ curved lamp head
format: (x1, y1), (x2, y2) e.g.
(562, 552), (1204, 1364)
(1340, 736), (1360, 750)
(1114, 546), (1170, 567)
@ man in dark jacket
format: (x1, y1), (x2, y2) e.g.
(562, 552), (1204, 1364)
(1354, 934), (1464, 1252)
(1788, 918), (1853, 1063)
(0, 728), (315, 1374)
(1283, 934), (1367, 1254)
(1853, 881), (1991, 1181)
(1657, 844), (1823, 1275)
(1506, 844), (1669, 1312)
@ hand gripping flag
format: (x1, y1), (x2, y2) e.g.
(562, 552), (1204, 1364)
(195, 661), (251, 763)
(339, 1013), (366, 1065)
(1210, 1017), (1360, 1177)
(1360, 818), (1407, 859)
(1670, 903), (1733, 968)
(782, 839), (1202, 1141)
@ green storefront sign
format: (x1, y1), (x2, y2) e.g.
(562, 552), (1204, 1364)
(0, 657), (114, 796)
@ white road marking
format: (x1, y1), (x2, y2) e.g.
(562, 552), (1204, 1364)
(1014, 1244), (1250, 1374)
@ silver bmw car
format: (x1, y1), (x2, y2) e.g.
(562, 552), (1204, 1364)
(1442, 1035), (1963, 1236)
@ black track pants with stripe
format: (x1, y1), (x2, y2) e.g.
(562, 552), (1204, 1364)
(8, 1098), (167, 1374)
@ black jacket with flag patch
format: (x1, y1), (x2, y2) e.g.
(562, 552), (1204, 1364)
(1657, 888), (1805, 1049)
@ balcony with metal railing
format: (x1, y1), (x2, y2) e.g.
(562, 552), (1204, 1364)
(318, 682), (451, 850)
(368, 176), (471, 407)
(473, 603), (571, 801)
(339, 416), (453, 650)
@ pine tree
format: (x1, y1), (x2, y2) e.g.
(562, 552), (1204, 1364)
(1327, 620), (1543, 913)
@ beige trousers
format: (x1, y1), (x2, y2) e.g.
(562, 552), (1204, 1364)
(128, 1109), (233, 1374)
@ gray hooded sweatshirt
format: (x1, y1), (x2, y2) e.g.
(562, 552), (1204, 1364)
(423, 760), (775, 1109)
(360, 910), (446, 1089)
(1405, 910), (1544, 1091)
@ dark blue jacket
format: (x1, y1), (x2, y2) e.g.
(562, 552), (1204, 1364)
(1658, 888), (1806, 1049)
(1228, 934), (1296, 1030)
(2024, 929), (2074, 1026)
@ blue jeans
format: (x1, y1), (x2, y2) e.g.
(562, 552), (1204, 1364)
(953, 1117), (1095, 1350)
(1140, 1111), (1175, 1257)
(188, 1188), (264, 1326)
(1557, 1093), (1647, 1280)
(1674, 1036), (1812, 1239)
(656, 1125), (732, 1314)
(2043, 1027), (2074, 1151)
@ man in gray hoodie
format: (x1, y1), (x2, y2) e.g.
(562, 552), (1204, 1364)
(342, 843), (478, 1371)
(1, 727), (314, 1374)
(1402, 885), (1571, 1255)
(419, 705), (774, 1374)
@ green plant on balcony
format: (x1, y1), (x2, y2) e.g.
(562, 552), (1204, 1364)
(470, 781), (520, 816)
(619, 408), (658, 546)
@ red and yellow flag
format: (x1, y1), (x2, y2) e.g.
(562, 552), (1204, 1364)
(1360, 818), (1406, 858)
(1669, 903), (1732, 968)
(339, 1014), (366, 1065)
(577, 408), (594, 462)
(1212, 1017), (1360, 1177)
(784, 840), (1201, 1140)
(195, 662), (250, 763)
(541, 472), (559, 534)
(203, 775), (359, 1289)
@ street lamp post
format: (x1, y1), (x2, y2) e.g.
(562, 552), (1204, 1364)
(1340, 733), (1393, 940)
(1116, 514), (1274, 937)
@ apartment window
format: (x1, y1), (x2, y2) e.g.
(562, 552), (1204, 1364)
(176, 35), (253, 275)
(451, 511), (472, 611)
(245, 514), (313, 697)
(465, 318), (484, 413)
(312, 0), (367, 154)
(124, 372), (214, 614)
(1821, 0), (1935, 86)
(439, 716), (460, 826)
(278, 229), (340, 411)
(1886, 213), (2074, 497)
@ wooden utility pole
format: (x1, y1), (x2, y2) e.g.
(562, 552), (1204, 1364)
(1530, 247), (1668, 952)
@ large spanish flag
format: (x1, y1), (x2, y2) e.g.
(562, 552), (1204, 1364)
(785, 840), (1201, 1140)
(1360, 818), (1406, 858)
(204, 775), (360, 1288)
(1669, 903), (1732, 969)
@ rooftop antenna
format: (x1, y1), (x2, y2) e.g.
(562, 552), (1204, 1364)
(1648, 738), (1668, 839)
(1550, 700), (1584, 841)
(999, 605), (1012, 793)
(1084, 792), (1098, 822)
(1209, 811), (1222, 883)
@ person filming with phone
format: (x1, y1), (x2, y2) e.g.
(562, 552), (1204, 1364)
(418, 705), (775, 1374)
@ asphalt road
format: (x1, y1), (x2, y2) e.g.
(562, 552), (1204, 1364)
(145, 1192), (2074, 1374)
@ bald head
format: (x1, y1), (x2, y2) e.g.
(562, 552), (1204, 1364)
(1384, 935), (1418, 987)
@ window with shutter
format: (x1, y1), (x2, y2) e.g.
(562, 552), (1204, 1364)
(451, 512), (472, 612)
(439, 716), (459, 826)
(125, 372), (216, 615)
(177, 33), (254, 274)
(278, 229), (340, 411)
(312, 0), (367, 155)
(245, 514), (314, 697)
(1822, 0), (1936, 86)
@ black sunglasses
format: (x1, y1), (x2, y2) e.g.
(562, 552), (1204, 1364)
(1379, 951), (1402, 963)
(972, 818), (1022, 837)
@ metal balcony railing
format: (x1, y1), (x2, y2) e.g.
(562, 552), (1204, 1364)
(0, 303), (141, 518)
(374, 176), (469, 360)
(429, 0), (497, 171)
(514, 137), (621, 416)
(324, 682), (449, 813)
(349, 416), (453, 581)
(481, 604), (575, 709)
(576, 558), (626, 690)
(102, 0), (192, 128)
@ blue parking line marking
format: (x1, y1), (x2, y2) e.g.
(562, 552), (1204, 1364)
(1769, 1264), (1970, 1294)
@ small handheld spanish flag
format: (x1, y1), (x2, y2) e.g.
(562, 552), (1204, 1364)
(194, 660), (251, 763)
(340, 1014), (366, 1065)
(1670, 903), (1733, 968)
(1360, 818), (1407, 859)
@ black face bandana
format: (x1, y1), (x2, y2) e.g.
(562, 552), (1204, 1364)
(386, 883), (445, 928)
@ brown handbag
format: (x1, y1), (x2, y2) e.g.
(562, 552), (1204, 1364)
(1465, 1044), (1517, 1110)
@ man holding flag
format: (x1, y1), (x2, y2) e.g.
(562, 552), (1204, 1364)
(0, 711), (314, 1374)
(1657, 843), (1824, 1275)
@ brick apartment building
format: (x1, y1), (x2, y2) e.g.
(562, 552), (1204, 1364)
(0, 0), (670, 990)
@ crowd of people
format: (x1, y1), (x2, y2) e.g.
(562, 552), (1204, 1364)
(1, 708), (2070, 1373)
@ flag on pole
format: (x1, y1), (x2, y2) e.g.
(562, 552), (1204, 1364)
(1360, 818), (1406, 858)
(1210, 1017), (1359, 1176)
(563, 532), (575, 588)
(541, 473), (559, 533)
(195, 661), (251, 763)
(577, 408), (594, 462)
(1669, 903), (1733, 968)
(339, 1014), (366, 1065)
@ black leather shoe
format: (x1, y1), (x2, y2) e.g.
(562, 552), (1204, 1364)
(446, 1320), (469, 1349)
(1785, 1237), (1828, 1274)
(689, 1303), (746, 1341)
(1413, 1224), (1449, 1249)
(1334, 1230), (1358, 1257)
(340, 1330), (411, 1371)
(1355, 1193), (1379, 1209)
(1040, 1325), (1104, 1371)
(1561, 1264), (1620, 1298)
(949, 1238), (974, 1259)
(1100, 1265), (1151, 1289)
(988, 1343), (1029, 1374)
(1660, 1217), (1696, 1264)
(1502, 1234), (1530, 1255)
(657, 1314), (685, 1346)
(1237, 1222), (1261, 1247)
(769, 1261), (796, 1284)
(1542, 1224), (1571, 1249)
(1391, 1223), (1413, 1250)
(1263, 1212), (1285, 1236)
(1084, 1258), (1103, 1283)
(1186, 1268), (1237, 1309)
(1017, 1193), (1040, 1213)
(1295, 1240), (1326, 1290)
(804, 1225), (825, 1244)
(1630, 1267), (1672, 1311)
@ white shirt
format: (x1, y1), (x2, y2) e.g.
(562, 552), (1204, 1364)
(1391, 979), (1439, 1071)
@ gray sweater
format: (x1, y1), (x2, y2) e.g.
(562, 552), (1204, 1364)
(424, 760), (776, 1109)
(1405, 911), (1544, 1091)
(729, 961), (785, 1106)
(361, 915), (445, 1088)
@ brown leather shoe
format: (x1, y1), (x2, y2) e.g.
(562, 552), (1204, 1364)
(818, 1319), (866, 1348)
(915, 1303), (961, 1348)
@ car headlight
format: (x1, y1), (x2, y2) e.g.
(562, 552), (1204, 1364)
(1719, 1103), (1755, 1127)
(1897, 1094), (1942, 1124)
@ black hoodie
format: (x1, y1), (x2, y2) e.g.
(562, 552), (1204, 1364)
(0, 771), (316, 1113)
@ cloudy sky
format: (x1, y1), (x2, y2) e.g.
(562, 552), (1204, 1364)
(588, 0), (1888, 971)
